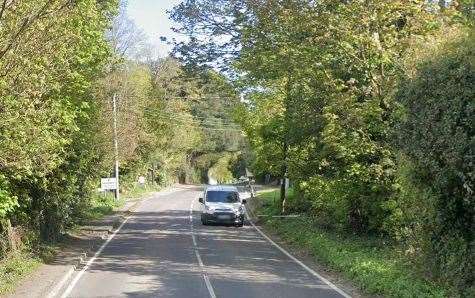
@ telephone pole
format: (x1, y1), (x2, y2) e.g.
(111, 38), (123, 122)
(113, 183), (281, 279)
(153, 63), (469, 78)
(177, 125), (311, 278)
(113, 93), (120, 201)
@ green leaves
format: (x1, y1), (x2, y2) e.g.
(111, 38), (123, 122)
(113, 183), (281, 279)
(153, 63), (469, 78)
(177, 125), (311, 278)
(0, 0), (118, 240)
(171, 0), (473, 295)
(0, 0), (117, 176)
(393, 27), (474, 293)
(0, 175), (18, 218)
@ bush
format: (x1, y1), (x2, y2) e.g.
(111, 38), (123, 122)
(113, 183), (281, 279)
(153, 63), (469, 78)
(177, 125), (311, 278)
(256, 190), (448, 298)
(393, 27), (474, 295)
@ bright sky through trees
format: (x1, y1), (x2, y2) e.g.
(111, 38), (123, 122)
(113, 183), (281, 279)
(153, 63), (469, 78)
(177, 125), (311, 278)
(127, 0), (182, 57)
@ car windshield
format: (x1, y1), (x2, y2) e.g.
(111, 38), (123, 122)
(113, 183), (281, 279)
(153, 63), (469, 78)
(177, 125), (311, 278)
(206, 191), (239, 203)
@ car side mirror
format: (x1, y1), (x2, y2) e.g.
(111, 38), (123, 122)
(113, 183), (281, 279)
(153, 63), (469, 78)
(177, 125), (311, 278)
(199, 197), (204, 204)
(242, 199), (247, 204)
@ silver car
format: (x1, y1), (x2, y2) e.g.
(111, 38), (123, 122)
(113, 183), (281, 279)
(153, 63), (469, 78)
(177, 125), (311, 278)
(199, 185), (247, 227)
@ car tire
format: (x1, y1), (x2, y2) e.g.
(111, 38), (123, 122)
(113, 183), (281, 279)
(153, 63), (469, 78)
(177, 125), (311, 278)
(236, 221), (244, 227)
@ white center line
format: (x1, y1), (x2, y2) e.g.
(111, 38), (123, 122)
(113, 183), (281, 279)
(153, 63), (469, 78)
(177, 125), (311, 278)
(190, 200), (217, 298)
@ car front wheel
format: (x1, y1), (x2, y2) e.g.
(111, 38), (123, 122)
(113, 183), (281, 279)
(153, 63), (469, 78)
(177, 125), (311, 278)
(201, 215), (208, 225)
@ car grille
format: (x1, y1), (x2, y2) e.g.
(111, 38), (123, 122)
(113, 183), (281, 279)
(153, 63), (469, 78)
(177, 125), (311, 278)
(215, 208), (232, 212)
(213, 211), (235, 216)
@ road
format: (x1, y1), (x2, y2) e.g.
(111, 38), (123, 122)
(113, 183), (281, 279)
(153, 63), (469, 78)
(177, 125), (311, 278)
(62, 185), (348, 298)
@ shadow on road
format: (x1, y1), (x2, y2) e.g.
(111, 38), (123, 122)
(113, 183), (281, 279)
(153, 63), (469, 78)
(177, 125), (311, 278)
(68, 203), (342, 298)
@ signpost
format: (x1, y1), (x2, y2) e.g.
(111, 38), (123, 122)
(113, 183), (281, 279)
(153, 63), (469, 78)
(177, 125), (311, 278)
(101, 178), (117, 190)
(245, 168), (255, 198)
(112, 93), (120, 200)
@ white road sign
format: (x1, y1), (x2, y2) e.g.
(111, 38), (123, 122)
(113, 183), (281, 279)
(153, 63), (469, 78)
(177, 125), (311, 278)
(101, 178), (117, 190)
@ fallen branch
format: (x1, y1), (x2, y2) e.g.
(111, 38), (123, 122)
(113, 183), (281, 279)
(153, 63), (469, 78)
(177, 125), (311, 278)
(257, 214), (301, 218)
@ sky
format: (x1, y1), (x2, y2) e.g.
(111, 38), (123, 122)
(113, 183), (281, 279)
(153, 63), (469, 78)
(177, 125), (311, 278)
(126, 0), (183, 57)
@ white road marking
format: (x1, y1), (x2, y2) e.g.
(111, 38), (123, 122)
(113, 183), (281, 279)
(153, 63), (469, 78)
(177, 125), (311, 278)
(46, 267), (75, 298)
(190, 201), (217, 298)
(50, 187), (188, 297)
(59, 215), (131, 298)
(202, 274), (215, 297)
(248, 218), (352, 298)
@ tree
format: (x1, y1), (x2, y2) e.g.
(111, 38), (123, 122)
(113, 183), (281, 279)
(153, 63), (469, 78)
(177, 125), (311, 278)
(171, 0), (439, 221)
(108, 1), (149, 60)
(0, 0), (118, 242)
(145, 58), (245, 184)
(393, 27), (474, 293)
(170, 0), (245, 72)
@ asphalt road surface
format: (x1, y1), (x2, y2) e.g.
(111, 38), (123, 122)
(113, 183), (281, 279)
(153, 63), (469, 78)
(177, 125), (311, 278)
(63, 185), (348, 298)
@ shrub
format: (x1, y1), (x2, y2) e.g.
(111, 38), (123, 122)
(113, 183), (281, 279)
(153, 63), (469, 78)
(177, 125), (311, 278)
(393, 27), (474, 294)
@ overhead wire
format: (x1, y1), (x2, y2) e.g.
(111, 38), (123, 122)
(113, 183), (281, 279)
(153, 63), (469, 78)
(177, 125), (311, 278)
(141, 109), (243, 132)
(154, 96), (241, 106)
(115, 94), (243, 131)
(149, 114), (242, 131)
(149, 112), (240, 127)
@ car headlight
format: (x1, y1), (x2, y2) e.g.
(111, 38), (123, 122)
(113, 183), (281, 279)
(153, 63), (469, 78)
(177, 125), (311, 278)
(205, 205), (215, 214)
(234, 206), (244, 214)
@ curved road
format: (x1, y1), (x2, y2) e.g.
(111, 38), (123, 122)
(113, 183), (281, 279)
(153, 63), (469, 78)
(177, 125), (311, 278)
(62, 185), (348, 298)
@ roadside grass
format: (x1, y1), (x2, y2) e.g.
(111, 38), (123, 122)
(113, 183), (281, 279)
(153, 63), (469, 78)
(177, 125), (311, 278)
(82, 184), (161, 221)
(0, 193), (119, 295)
(0, 251), (41, 295)
(122, 184), (161, 199)
(81, 192), (125, 221)
(254, 190), (448, 298)
(0, 187), (161, 295)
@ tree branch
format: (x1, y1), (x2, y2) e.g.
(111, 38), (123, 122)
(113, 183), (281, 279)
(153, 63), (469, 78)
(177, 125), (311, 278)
(0, 0), (8, 21)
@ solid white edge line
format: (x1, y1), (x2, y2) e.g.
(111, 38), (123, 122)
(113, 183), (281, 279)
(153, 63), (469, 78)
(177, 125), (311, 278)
(49, 187), (184, 298)
(203, 275), (216, 298)
(190, 200), (216, 298)
(59, 216), (131, 298)
(192, 234), (198, 246)
(194, 250), (204, 267)
(248, 218), (352, 298)
(46, 266), (76, 298)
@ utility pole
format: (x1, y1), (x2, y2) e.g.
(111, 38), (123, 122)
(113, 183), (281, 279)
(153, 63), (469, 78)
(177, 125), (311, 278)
(113, 93), (120, 201)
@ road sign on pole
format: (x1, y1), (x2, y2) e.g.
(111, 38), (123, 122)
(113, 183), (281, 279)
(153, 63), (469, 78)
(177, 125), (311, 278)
(112, 93), (120, 200)
(101, 178), (117, 190)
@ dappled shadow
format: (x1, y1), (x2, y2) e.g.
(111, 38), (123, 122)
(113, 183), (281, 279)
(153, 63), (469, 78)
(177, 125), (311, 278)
(44, 233), (102, 268)
(66, 189), (343, 298)
(192, 218), (340, 297)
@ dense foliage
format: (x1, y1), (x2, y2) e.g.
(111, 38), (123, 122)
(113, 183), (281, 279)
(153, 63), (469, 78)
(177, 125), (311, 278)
(171, 0), (474, 295)
(0, 0), (119, 247)
(0, 0), (246, 262)
(255, 190), (448, 298)
(0, 0), (472, 296)
(391, 28), (474, 294)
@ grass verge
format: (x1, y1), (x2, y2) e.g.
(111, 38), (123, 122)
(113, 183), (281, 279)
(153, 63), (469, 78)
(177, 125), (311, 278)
(81, 192), (126, 221)
(0, 251), (41, 295)
(0, 187), (159, 295)
(254, 190), (448, 298)
(122, 184), (161, 199)
(0, 193), (120, 295)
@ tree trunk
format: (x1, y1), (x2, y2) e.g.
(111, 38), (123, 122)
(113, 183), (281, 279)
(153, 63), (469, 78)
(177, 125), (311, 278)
(151, 163), (155, 185)
(0, 218), (13, 255)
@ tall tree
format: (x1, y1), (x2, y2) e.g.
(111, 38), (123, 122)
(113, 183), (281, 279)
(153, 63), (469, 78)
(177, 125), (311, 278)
(171, 0), (440, 224)
(0, 0), (118, 241)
